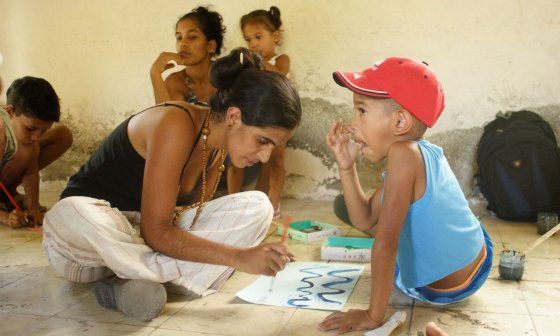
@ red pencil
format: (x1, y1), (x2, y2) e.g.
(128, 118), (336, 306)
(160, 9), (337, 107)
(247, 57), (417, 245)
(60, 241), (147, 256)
(279, 214), (292, 244)
(0, 182), (22, 211)
(0, 181), (31, 226)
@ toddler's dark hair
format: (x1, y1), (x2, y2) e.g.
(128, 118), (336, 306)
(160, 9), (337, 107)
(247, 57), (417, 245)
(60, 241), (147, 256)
(6, 76), (60, 122)
(240, 6), (282, 33)
(209, 47), (300, 130)
(177, 6), (226, 56)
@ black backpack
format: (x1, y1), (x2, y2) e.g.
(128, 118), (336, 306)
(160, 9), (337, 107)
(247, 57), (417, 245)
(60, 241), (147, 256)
(476, 110), (560, 221)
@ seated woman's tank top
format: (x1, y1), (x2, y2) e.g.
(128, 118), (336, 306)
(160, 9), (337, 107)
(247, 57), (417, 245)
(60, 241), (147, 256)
(61, 103), (208, 211)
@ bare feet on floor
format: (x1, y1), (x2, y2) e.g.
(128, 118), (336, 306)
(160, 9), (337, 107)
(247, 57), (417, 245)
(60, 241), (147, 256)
(425, 321), (449, 336)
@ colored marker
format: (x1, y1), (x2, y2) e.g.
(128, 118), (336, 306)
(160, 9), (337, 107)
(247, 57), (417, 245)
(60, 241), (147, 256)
(269, 214), (292, 292)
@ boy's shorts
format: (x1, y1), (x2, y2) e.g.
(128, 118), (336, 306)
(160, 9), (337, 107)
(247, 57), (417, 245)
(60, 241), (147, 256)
(394, 225), (493, 305)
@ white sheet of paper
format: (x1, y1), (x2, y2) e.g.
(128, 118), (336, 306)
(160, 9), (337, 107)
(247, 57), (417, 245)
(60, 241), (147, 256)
(236, 261), (364, 311)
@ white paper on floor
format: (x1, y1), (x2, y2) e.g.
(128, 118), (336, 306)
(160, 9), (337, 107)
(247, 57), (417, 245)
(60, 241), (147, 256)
(236, 261), (364, 311)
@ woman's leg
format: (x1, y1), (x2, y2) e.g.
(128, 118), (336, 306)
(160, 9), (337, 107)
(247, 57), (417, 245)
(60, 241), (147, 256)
(42, 196), (166, 321)
(43, 197), (125, 283)
(43, 196), (184, 283)
(43, 191), (272, 296)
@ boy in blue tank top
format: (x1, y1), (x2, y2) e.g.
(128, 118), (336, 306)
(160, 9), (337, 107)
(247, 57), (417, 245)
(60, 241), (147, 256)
(319, 57), (492, 334)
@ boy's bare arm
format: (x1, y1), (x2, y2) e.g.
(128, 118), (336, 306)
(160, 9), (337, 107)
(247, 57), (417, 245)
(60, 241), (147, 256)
(22, 168), (40, 209)
(367, 142), (421, 324)
(22, 147), (41, 225)
(327, 119), (377, 229)
(366, 184), (384, 236)
(339, 165), (378, 231)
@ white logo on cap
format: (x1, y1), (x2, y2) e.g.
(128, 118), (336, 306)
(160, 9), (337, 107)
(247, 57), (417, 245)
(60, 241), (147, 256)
(353, 73), (362, 80)
(371, 59), (386, 71)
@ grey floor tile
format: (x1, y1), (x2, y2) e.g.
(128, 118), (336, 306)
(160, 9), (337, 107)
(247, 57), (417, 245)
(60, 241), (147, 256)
(410, 307), (536, 335)
(149, 329), (226, 336)
(23, 317), (154, 336)
(279, 303), (410, 336)
(0, 312), (49, 336)
(523, 258), (560, 282)
(1, 198), (559, 335)
(160, 292), (295, 336)
(0, 272), (27, 289)
(55, 292), (192, 327)
(348, 272), (414, 306)
(0, 274), (91, 316)
(520, 281), (560, 317)
(532, 315), (560, 336)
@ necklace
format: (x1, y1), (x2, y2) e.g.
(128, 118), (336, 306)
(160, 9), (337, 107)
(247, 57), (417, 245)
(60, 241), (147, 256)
(173, 112), (226, 226)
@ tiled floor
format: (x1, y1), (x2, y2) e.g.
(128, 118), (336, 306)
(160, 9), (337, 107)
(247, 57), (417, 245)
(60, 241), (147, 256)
(1, 185), (559, 335)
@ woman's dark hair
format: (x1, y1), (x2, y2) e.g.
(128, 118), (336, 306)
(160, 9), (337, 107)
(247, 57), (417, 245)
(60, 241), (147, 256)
(240, 6), (282, 33)
(177, 6), (226, 56)
(209, 48), (301, 130)
(7, 76), (60, 122)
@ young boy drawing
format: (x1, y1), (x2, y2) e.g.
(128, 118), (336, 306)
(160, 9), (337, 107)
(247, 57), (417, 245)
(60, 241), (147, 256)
(0, 76), (72, 227)
(319, 58), (492, 334)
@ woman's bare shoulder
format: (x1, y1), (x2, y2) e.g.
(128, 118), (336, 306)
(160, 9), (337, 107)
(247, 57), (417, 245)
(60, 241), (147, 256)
(131, 103), (196, 134)
(165, 72), (189, 97)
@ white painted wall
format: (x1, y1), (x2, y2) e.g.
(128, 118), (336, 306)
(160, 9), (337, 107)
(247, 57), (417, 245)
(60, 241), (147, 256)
(2, 0), (559, 128)
(1, 0), (559, 195)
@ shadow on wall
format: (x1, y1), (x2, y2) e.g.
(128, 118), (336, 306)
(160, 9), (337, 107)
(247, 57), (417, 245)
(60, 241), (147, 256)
(283, 97), (385, 199)
(283, 101), (560, 201)
(40, 101), (560, 202)
(40, 108), (137, 181)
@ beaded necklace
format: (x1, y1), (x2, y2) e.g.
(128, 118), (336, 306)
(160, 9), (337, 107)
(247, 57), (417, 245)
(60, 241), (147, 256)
(173, 112), (226, 226)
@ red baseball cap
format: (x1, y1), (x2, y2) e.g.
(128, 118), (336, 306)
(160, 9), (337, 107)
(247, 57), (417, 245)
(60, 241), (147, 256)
(333, 57), (445, 127)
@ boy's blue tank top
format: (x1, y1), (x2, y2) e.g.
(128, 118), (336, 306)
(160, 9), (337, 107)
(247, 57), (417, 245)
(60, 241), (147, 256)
(393, 139), (484, 288)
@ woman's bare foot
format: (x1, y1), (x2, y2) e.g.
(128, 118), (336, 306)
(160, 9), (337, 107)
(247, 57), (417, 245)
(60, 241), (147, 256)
(426, 322), (449, 336)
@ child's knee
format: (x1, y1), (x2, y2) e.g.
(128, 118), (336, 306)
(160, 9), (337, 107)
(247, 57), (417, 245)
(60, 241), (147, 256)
(53, 125), (73, 149)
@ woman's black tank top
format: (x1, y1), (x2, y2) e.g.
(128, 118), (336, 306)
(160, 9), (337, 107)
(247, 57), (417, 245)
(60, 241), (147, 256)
(61, 103), (206, 211)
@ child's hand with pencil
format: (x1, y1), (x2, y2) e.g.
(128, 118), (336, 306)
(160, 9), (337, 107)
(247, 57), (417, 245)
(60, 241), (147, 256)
(4, 209), (31, 228)
(26, 208), (44, 227)
(0, 181), (35, 228)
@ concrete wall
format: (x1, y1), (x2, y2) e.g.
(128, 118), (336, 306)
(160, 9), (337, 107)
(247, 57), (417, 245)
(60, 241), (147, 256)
(1, 0), (559, 198)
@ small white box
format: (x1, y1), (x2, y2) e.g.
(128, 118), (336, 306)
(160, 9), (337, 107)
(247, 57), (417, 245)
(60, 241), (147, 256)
(277, 220), (341, 242)
(321, 236), (374, 262)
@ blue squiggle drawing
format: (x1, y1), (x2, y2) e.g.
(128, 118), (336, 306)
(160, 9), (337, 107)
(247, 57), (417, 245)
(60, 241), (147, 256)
(287, 265), (329, 307)
(317, 268), (360, 304)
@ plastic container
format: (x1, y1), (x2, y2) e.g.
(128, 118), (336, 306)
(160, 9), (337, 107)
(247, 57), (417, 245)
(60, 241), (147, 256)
(537, 212), (559, 235)
(498, 250), (525, 280)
